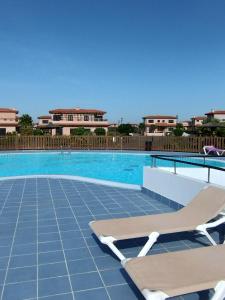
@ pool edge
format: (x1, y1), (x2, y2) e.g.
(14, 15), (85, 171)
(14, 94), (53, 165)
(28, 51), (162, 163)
(0, 175), (141, 190)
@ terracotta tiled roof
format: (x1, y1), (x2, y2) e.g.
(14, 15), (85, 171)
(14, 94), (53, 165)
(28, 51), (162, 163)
(49, 108), (106, 115)
(38, 115), (51, 119)
(0, 108), (18, 114)
(0, 123), (18, 127)
(205, 110), (225, 115)
(143, 115), (177, 119)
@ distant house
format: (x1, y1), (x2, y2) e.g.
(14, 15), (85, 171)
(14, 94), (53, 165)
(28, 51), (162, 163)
(37, 108), (109, 135)
(0, 108), (19, 135)
(181, 120), (191, 130)
(143, 115), (177, 136)
(36, 116), (52, 135)
(205, 110), (225, 122)
(38, 115), (51, 125)
(191, 116), (206, 127)
(109, 123), (119, 128)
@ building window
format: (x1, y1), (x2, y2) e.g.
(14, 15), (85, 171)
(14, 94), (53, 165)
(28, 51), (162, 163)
(168, 120), (174, 123)
(157, 120), (160, 123)
(42, 120), (49, 124)
(68, 115), (73, 121)
(0, 128), (6, 136)
(84, 115), (89, 121)
(162, 120), (165, 123)
(53, 115), (62, 121)
(77, 114), (82, 121)
(148, 120), (154, 123)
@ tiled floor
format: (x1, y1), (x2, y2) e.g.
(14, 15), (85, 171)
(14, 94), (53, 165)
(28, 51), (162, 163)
(0, 178), (223, 300)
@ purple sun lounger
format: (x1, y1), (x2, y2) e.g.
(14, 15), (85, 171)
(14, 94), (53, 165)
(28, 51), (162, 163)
(203, 146), (225, 156)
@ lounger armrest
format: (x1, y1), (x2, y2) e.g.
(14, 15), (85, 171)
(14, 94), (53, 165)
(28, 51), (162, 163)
(212, 281), (225, 300)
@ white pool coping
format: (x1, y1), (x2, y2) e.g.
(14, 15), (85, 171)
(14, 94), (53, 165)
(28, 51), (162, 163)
(0, 174), (141, 190)
(0, 150), (152, 156)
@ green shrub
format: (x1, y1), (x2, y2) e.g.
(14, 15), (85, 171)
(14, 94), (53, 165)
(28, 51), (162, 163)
(94, 128), (106, 136)
(70, 127), (91, 136)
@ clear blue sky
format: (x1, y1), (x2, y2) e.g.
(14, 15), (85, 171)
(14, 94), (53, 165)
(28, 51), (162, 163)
(0, 0), (225, 123)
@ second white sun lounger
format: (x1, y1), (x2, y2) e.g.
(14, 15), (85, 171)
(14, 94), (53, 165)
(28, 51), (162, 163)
(123, 244), (225, 300)
(90, 186), (225, 260)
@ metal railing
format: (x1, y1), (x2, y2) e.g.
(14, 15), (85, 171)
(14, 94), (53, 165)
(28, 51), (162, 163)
(151, 154), (225, 183)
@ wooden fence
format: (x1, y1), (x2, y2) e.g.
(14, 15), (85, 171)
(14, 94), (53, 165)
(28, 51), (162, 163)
(0, 136), (225, 152)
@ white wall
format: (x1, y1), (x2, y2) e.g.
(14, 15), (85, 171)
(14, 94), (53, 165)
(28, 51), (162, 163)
(160, 167), (225, 188)
(143, 167), (207, 206)
(5, 127), (17, 133)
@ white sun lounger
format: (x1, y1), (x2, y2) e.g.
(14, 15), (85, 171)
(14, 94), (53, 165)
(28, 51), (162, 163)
(90, 186), (225, 261)
(123, 244), (225, 300)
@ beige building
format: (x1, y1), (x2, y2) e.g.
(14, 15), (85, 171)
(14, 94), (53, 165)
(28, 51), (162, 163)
(0, 108), (19, 135)
(205, 110), (225, 122)
(143, 115), (177, 136)
(191, 116), (206, 127)
(181, 120), (191, 130)
(38, 115), (51, 125)
(37, 108), (109, 135)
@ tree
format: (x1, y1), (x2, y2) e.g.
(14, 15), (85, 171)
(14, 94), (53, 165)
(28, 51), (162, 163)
(203, 117), (220, 125)
(20, 127), (34, 135)
(138, 123), (145, 135)
(33, 129), (44, 136)
(215, 125), (225, 137)
(118, 124), (135, 136)
(148, 125), (156, 134)
(172, 123), (184, 136)
(70, 127), (91, 136)
(19, 114), (33, 135)
(94, 128), (106, 136)
(108, 127), (118, 136)
(19, 114), (33, 127)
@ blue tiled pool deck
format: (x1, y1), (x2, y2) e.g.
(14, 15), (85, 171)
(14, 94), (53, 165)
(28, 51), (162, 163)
(0, 178), (223, 300)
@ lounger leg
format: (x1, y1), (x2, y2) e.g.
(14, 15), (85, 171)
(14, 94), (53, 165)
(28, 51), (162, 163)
(142, 289), (169, 300)
(99, 236), (126, 261)
(138, 232), (160, 257)
(212, 281), (225, 300)
(201, 229), (217, 246)
(196, 216), (225, 246)
(196, 227), (217, 246)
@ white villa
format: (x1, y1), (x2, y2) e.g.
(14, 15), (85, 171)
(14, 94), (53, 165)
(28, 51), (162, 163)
(191, 116), (206, 127)
(205, 110), (225, 122)
(0, 108), (19, 135)
(37, 108), (109, 135)
(143, 115), (177, 136)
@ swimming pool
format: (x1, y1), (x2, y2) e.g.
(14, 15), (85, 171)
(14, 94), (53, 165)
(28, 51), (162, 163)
(0, 151), (224, 185)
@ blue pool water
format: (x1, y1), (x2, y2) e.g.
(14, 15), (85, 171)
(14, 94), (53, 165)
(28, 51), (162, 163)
(0, 151), (225, 185)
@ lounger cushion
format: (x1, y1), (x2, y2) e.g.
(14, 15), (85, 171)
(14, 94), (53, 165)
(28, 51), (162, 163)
(124, 244), (225, 297)
(90, 186), (225, 240)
